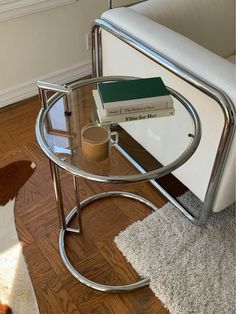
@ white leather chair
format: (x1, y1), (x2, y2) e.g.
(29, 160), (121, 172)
(91, 0), (236, 224)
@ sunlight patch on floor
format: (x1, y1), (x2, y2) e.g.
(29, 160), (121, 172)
(0, 242), (21, 304)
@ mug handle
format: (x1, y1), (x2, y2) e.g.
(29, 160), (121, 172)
(110, 131), (119, 146)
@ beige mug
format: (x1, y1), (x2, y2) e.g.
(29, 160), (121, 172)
(81, 123), (118, 162)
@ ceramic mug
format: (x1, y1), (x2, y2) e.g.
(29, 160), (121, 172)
(81, 123), (118, 162)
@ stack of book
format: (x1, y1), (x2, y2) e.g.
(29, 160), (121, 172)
(92, 77), (175, 125)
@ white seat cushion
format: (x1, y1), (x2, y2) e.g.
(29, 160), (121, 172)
(102, 8), (236, 106)
(132, 0), (235, 58)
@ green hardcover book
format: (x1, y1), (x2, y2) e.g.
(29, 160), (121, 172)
(97, 77), (173, 116)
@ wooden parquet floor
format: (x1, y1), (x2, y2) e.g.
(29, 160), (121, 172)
(0, 90), (185, 314)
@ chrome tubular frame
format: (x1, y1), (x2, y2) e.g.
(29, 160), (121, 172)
(91, 19), (236, 225)
(59, 191), (158, 292)
(38, 81), (81, 233)
(36, 76), (201, 292)
(50, 161), (67, 230)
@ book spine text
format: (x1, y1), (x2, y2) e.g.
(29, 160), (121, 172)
(106, 100), (173, 116)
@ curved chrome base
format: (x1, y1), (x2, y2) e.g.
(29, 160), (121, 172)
(59, 191), (158, 292)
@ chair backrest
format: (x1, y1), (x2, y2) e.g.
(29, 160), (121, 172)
(132, 0), (235, 58)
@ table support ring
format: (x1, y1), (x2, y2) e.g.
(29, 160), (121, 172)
(58, 191), (158, 292)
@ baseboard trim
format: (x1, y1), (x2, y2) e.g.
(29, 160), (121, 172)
(0, 61), (92, 108)
(0, 0), (77, 23)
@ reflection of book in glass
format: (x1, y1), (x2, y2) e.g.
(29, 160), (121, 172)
(97, 77), (173, 116)
(93, 90), (175, 125)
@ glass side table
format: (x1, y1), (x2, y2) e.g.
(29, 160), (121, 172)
(35, 76), (201, 292)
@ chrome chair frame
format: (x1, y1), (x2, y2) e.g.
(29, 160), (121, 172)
(91, 18), (236, 226)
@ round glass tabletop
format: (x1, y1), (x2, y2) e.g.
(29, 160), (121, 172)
(36, 76), (201, 183)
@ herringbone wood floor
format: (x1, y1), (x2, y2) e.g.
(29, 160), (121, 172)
(0, 88), (186, 314)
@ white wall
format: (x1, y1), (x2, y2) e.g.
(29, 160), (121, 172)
(111, 0), (144, 7)
(0, 0), (108, 107)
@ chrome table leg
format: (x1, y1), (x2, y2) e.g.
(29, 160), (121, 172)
(50, 161), (81, 233)
(72, 175), (82, 233)
(50, 161), (66, 230)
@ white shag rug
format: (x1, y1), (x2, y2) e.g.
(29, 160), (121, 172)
(0, 199), (39, 314)
(115, 192), (236, 314)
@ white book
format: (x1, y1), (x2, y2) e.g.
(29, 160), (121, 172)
(101, 95), (173, 116)
(92, 90), (175, 125)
